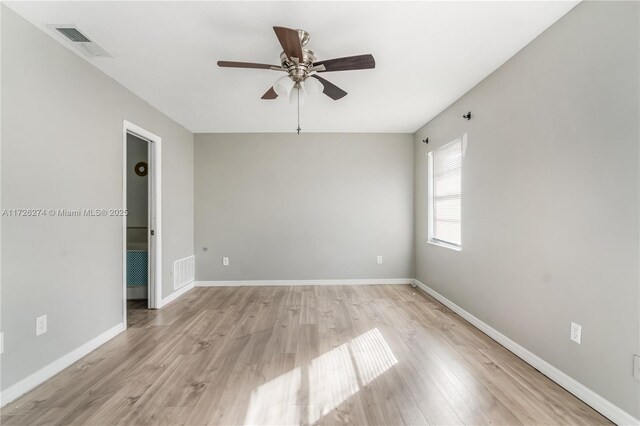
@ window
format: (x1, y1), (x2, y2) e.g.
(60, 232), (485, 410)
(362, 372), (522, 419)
(428, 137), (462, 249)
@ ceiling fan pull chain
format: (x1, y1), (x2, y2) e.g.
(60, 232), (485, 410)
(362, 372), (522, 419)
(297, 86), (301, 135)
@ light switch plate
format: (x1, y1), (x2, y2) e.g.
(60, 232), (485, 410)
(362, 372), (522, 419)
(570, 322), (581, 344)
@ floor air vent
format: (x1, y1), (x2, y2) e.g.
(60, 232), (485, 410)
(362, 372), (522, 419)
(173, 255), (195, 290)
(47, 25), (112, 58)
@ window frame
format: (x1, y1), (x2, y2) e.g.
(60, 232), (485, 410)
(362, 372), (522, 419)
(427, 137), (463, 251)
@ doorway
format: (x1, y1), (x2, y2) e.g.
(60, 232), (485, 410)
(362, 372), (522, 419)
(123, 121), (162, 327)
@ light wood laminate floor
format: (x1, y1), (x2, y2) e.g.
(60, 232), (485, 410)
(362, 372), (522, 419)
(2, 285), (610, 425)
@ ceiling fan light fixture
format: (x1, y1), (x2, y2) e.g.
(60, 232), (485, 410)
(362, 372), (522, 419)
(304, 76), (323, 95)
(274, 75), (295, 97)
(217, 26), (376, 132)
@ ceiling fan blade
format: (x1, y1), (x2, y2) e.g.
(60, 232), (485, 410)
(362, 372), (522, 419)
(311, 75), (347, 100)
(314, 54), (375, 72)
(261, 87), (278, 100)
(218, 61), (282, 70)
(273, 26), (304, 61)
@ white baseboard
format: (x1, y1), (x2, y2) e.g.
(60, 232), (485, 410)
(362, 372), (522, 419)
(413, 279), (639, 426)
(159, 280), (194, 308)
(195, 278), (414, 287)
(0, 322), (125, 407)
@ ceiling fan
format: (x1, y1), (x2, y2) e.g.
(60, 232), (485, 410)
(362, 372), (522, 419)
(217, 26), (375, 102)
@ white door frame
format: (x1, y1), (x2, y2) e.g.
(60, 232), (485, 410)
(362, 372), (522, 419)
(122, 120), (162, 326)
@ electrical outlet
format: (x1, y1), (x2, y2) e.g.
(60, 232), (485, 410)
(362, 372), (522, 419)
(222, 257), (229, 266)
(633, 355), (640, 382)
(377, 256), (383, 264)
(570, 322), (581, 344)
(36, 315), (47, 336)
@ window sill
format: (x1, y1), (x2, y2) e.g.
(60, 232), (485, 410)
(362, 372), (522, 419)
(428, 239), (461, 252)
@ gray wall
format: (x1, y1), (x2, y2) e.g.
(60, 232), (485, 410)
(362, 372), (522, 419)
(1, 6), (194, 391)
(195, 133), (414, 281)
(126, 134), (149, 230)
(413, 1), (639, 418)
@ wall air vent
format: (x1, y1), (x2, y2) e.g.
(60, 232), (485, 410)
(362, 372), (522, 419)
(46, 25), (112, 58)
(173, 255), (195, 290)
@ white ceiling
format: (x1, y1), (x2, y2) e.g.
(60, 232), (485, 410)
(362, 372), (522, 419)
(6, 1), (578, 133)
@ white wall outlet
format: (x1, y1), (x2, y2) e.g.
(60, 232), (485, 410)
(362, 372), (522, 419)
(570, 322), (581, 344)
(222, 257), (229, 266)
(377, 256), (383, 264)
(633, 355), (640, 382)
(36, 315), (48, 336)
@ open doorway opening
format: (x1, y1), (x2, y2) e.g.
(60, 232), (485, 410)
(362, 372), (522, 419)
(126, 133), (150, 325)
(123, 121), (162, 327)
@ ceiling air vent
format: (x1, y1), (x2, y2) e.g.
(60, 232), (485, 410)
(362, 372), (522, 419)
(47, 25), (112, 58)
(56, 27), (91, 43)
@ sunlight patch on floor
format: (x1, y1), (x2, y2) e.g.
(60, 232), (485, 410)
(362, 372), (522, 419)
(350, 328), (398, 386)
(308, 340), (360, 422)
(244, 366), (302, 425)
(243, 328), (398, 425)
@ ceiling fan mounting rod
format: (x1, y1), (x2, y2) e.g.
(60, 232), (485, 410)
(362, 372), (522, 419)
(280, 29), (316, 83)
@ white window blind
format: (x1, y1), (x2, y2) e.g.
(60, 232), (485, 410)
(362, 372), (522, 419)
(429, 138), (462, 247)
